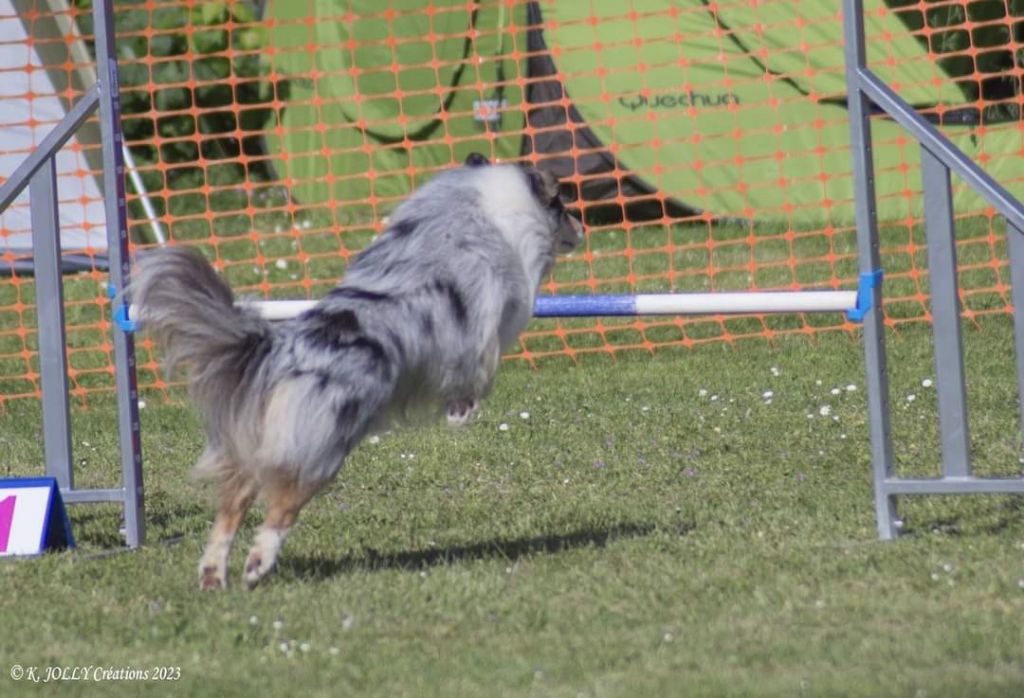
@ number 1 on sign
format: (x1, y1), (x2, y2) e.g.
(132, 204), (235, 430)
(0, 495), (16, 553)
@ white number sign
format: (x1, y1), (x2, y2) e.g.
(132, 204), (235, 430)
(0, 478), (74, 557)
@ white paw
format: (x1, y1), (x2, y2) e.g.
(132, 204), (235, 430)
(197, 543), (231, 590)
(242, 528), (286, 589)
(446, 399), (479, 427)
(243, 551), (274, 589)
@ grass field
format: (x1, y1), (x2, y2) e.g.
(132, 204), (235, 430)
(1, 317), (1023, 697)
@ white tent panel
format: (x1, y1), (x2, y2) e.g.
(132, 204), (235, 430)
(0, 4), (107, 253)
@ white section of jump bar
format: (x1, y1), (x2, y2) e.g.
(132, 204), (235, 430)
(126, 290), (858, 325)
(244, 300), (317, 321)
(632, 291), (857, 315)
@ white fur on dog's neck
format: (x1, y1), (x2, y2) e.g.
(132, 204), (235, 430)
(471, 166), (552, 296)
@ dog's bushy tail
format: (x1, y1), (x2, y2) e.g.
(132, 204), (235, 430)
(131, 247), (274, 421)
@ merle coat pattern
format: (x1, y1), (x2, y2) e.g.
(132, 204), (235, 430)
(131, 154), (583, 589)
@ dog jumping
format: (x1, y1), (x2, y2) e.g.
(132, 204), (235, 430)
(131, 154), (583, 589)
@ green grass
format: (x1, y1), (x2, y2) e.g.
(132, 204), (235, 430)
(2, 319), (1023, 697)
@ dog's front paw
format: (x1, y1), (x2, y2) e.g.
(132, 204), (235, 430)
(446, 398), (479, 427)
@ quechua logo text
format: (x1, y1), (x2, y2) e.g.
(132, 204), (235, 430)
(618, 92), (740, 111)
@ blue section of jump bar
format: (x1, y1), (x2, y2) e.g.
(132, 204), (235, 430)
(532, 295), (636, 317)
(107, 283), (141, 333)
(845, 269), (884, 323)
(114, 304), (139, 333)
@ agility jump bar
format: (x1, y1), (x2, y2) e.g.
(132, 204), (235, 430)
(118, 286), (874, 333)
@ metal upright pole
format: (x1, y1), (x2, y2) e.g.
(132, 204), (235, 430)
(29, 156), (74, 490)
(841, 0), (899, 538)
(92, 0), (145, 547)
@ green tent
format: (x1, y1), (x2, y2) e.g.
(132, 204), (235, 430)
(263, 1), (1020, 223)
(523, 1), (1014, 223)
(264, 0), (529, 220)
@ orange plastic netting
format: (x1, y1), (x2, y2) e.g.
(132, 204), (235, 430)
(0, 0), (1022, 405)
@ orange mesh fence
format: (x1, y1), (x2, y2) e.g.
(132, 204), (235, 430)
(0, 0), (1022, 405)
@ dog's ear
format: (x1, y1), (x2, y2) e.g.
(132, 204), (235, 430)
(464, 152), (490, 167)
(525, 168), (560, 204)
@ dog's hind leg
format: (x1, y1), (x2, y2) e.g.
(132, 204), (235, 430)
(446, 342), (501, 427)
(198, 468), (258, 590)
(242, 477), (319, 589)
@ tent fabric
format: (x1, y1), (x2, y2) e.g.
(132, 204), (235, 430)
(0, 0), (108, 258)
(264, 0), (529, 218)
(521, 2), (662, 214)
(0, 0), (161, 273)
(264, 0), (1021, 224)
(522, 0), (1005, 223)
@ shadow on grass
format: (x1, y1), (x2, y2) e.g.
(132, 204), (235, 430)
(283, 521), (677, 581)
(899, 495), (1024, 538)
(68, 501), (209, 551)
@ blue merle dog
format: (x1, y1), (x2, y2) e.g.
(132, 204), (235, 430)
(131, 154), (583, 589)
